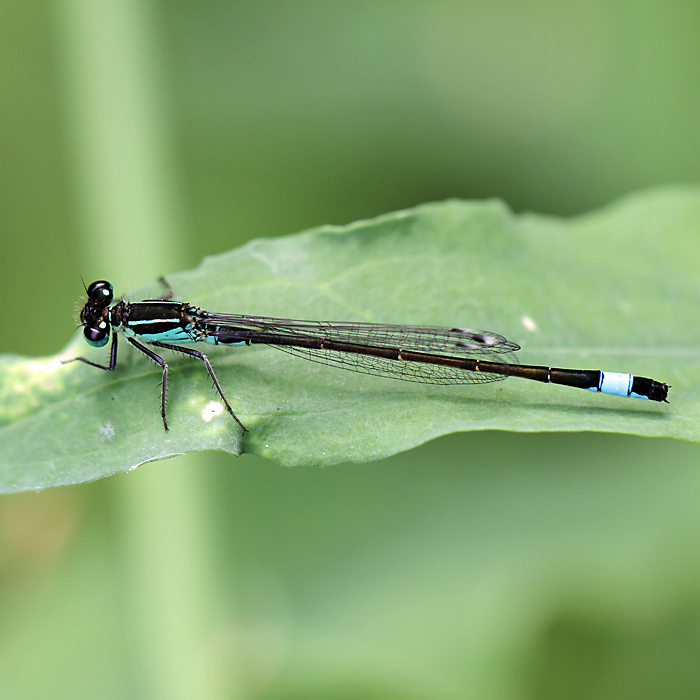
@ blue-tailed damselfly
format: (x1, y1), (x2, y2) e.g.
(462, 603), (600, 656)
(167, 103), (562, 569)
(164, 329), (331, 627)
(64, 280), (670, 433)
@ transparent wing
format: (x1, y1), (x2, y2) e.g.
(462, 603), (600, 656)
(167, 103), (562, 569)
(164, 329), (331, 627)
(204, 313), (520, 386)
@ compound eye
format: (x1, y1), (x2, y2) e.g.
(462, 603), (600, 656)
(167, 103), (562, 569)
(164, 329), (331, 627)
(84, 321), (110, 348)
(86, 280), (113, 306)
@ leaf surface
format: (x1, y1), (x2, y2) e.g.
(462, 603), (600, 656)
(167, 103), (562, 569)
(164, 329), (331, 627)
(1, 187), (698, 491)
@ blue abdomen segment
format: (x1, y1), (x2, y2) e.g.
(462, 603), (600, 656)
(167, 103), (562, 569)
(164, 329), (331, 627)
(585, 371), (647, 399)
(523, 365), (668, 401)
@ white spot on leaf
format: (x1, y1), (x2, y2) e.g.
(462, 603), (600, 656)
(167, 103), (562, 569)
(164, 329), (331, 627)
(99, 422), (115, 440)
(202, 401), (224, 422)
(521, 315), (538, 332)
(26, 358), (64, 374)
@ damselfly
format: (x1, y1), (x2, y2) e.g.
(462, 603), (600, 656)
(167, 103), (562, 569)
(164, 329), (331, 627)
(64, 280), (670, 433)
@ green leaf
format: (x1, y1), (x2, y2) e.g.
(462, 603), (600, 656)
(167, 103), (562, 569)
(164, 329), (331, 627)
(1, 186), (698, 492)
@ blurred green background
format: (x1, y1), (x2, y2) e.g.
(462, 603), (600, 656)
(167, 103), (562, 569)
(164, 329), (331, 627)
(1, 1), (700, 698)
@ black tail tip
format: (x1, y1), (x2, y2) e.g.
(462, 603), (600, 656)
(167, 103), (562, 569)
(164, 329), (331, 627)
(651, 381), (670, 403)
(632, 376), (670, 402)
